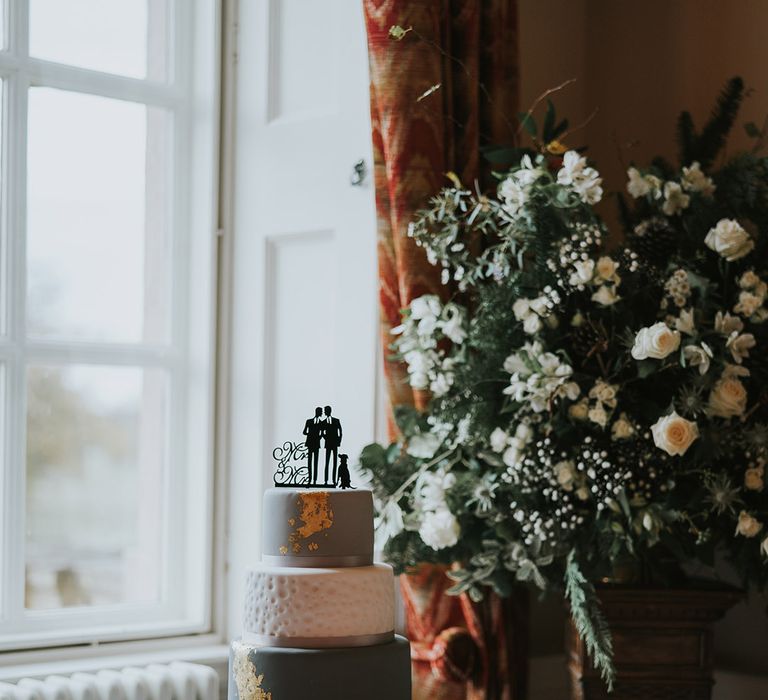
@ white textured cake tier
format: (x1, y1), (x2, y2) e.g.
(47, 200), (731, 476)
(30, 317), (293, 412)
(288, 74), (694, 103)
(243, 563), (394, 646)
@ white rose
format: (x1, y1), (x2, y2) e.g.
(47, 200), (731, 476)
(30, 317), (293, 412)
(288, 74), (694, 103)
(631, 322), (681, 360)
(744, 467), (764, 492)
(726, 332), (756, 364)
(419, 508), (460, 550)
(611, 413), (635, 440)
(592, 285), (621, 306)
(715, 311), (744, 335)
(489, 427), (509, 453)
(708, 376), (748, 418)
(683, 343), (712, 375)
(651, 410), (699, 456)
(704, 219), (754, 261)
(662, 181), (690, 215)
(735, 511), (763, 538)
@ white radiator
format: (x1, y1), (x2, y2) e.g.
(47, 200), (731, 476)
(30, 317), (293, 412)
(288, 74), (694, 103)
(0, 663), (218, 700)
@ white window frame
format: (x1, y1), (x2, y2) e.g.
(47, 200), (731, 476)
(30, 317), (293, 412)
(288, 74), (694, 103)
(0, 0), (222, 653)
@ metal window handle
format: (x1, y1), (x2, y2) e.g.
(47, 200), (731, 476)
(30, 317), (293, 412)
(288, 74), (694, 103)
(350, 159), (367, 186)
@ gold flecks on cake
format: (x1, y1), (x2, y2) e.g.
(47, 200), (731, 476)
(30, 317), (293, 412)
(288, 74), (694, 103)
(308, 542), (319, 551)
(279, 546), (288, 555)
(232, 642), (273, 700)
(287, 518), (295, 526)
(287, 491), (334, 554)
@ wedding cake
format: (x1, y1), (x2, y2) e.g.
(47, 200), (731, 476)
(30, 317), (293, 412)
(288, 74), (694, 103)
(228, 487), (411, 699)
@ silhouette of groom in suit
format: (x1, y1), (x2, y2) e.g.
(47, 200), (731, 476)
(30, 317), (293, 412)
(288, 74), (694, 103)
(303, 407), (324, 484)
(323, 405), (342, 486)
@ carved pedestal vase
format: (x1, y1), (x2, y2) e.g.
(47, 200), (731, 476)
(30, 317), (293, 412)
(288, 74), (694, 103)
(400, 564), (529, 700)
(567, 585), (742, 700)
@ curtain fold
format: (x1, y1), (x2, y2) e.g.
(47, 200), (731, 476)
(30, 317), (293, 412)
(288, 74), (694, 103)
(364, 0), (519, 436)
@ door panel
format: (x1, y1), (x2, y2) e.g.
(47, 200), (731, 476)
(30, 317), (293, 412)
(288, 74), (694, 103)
(227, 0), (378, 636)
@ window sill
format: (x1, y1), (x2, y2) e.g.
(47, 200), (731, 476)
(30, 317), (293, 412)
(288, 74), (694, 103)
(0, 636), (229, 684)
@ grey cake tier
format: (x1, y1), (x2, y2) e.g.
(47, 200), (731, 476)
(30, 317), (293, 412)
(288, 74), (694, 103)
(261, 488), (373, 566)
(229, 636), (411, 700)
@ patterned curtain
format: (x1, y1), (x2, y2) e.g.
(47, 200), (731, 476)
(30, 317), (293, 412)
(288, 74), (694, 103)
(363, 2), (522, 699)
(364, 0), (519, 435)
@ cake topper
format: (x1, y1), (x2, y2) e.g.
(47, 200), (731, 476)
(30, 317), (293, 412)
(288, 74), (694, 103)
(272, 406), (352, 488)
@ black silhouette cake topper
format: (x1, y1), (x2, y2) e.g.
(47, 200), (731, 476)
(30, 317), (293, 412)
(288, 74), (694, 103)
(272, 406), (353, 489)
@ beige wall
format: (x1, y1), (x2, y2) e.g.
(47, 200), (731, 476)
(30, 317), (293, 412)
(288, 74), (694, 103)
(520, 0), (768, 233)
(519, 0), (768, 671)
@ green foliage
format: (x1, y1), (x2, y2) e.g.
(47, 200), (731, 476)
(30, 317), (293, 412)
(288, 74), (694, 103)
(362, 76), (768, 691)
(675, 76), (745, 169)
(565, 551), (615, 691)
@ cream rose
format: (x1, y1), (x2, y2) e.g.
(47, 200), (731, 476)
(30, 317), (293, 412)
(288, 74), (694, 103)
(631, 322), (681, 360)
(708, 376), (748, 418)
(554, 460), (576, 491)
(650, 411), (699, 456)
(568, 398), (589, 421)
(595, 256), (620, 283)
(611, 413), (635, 440)
(704, 218), (754, 261)
(744, 466), (764, 492)
(735, 511), (763, 538)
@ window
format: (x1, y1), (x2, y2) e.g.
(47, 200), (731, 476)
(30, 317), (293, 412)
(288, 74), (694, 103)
(0, 0), (219, 650)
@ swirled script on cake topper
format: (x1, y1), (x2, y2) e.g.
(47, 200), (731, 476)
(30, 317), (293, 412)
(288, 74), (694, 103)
(271, 405), (353, 489)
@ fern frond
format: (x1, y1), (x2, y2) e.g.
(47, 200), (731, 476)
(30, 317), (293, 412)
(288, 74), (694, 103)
(565, 550), (616, 691)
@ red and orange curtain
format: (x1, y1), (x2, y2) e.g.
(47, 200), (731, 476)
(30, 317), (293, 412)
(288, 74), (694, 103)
(363, 1), (522, 698)
(365, 0), (519, 433)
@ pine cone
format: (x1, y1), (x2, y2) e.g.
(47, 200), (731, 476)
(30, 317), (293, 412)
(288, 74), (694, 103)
(571, 319), (607, 360)
(629, 216), (677, 266)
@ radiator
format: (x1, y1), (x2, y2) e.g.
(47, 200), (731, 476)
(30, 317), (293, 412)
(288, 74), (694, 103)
(0, 662), (218, 700)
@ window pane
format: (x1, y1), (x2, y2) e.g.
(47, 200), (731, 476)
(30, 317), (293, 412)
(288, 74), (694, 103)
(0, 1), (5, 51)
(29, 0), (170, 80)
(25, 364), (168, 610)
(26, 88), (171, 344)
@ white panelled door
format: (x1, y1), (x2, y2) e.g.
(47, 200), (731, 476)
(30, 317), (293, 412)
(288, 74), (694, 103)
(226, 0), (379, 635)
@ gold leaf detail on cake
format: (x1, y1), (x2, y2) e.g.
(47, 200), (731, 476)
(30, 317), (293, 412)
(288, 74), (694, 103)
(232, 642), (273, 700)
(287, 518), (295, 526)
(279, 546), (288, 555)
(287, 491), (334, 554)
(308, 542), (319, 551)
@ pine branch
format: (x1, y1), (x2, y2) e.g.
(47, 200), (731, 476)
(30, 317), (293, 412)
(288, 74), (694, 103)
(695, 76), (745, 169)
(565, 550), (616, 691)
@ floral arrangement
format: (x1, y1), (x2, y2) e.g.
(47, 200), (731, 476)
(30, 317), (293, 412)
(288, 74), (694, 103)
(360, 77), (768, 685)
